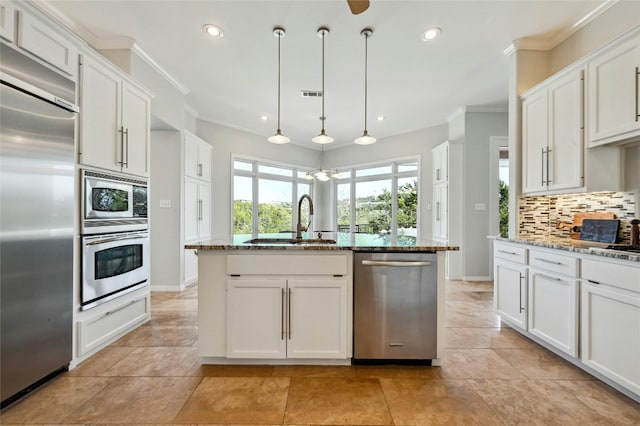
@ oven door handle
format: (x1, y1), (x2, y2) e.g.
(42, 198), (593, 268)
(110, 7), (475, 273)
(86, 234), (148, 246)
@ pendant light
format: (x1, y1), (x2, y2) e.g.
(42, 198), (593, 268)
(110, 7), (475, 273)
(312, 27), (334, 144)
(268, 27), (290, 144)
(355, 28), (377, 145)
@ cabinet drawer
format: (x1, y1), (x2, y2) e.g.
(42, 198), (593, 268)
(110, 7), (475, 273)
(582, 258), (640, 293)
(77, 295), (149, 356)
(495, 243), (527, 264)
(530, 250), (578, 276)
(0, 2), (15, 42)
(227, 254), (348, 276)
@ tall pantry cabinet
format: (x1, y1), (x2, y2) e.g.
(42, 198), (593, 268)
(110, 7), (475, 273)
(432, 141), (462, 280)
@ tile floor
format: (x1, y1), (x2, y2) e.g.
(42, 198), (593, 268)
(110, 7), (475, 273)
(2, 280), (640, 425)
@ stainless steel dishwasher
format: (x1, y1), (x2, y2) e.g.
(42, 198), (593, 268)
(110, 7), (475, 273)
(353, 251), (437, 361)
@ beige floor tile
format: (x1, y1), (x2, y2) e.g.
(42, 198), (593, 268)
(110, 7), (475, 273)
(445, 299), (495, 312)
(283, 377), (393, 425)
(446, 291), (494, 302)
(173, 376), (289, 424)
(153, 298), (198, 311)
(0, 377), (112, 424)
(446, 281), (493, 293)
(380, 378), (503, 425)
(188, 364), (275, 377)
(272, 365), (357, 378)
(355, 364), (442, 379)
(493, 348), (593, 380)
(150, 291), (178, 304)
(445, 327), (540, 350)
(445, 303), (502, 328)
(101, 347), (199, 377)
(440, 349), (526, 379)
(110, 325), (198, 347)
(66, 346), (136, 376)
(471, 378), (626, 425)
(146, 309), (198, 327)
(175, 285), (198, 299)
(65, 376), (201, 424)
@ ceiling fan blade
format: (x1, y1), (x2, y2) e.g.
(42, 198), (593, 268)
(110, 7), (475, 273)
(347, 0), (370, 15)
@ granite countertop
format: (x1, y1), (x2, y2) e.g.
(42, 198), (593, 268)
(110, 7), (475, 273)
(185, 240), (459, 252)
(491, 236), (640, 263)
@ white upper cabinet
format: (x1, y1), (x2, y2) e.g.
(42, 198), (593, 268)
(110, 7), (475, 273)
(432, 143), (448, 184)
(184, 131), (212, 181)
(587, 34), (640, 146)
(522, 69), (584, 194)
(0, 2), (16, 42)
(79, 54), (151, 177)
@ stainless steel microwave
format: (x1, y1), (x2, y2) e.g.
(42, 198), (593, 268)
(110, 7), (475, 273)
(82, 170), (148, 234)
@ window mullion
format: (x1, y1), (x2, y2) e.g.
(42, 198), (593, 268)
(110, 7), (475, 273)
(252, 163), (259, 238)
(391, 164), (398, 245)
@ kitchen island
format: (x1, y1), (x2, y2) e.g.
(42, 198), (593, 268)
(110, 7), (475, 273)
(185, 240), (459, 366)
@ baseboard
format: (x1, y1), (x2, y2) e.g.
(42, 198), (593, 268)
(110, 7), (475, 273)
(462, 275), (491, 282)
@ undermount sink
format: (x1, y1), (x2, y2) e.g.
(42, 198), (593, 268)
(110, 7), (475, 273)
(244, 238), (337, 245)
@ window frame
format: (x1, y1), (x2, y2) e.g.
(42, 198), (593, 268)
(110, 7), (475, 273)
(231, 154), (314, 241)
(332, 156), (420, 246)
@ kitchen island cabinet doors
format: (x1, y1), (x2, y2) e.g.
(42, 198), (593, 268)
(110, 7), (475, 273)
(522, 69), (584, 194)
(587, 33), (640, 147)
(79, 54), (151, 177)
(226, 278), (348, 359)
(494, 242), (528, 330)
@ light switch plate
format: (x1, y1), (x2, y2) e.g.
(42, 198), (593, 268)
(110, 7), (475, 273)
(475, 203), (486, 211)
(160, 199), (172, 208)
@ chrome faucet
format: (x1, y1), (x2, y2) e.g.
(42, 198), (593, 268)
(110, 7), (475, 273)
(296, 194), (314, 239)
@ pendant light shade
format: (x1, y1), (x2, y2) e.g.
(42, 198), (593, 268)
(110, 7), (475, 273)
(354, 28), (377, 145)
(312, 27), (334, 144)
(268, 27), (290, 144)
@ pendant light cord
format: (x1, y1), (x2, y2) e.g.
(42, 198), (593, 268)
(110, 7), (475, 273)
(277, 32), (282, 132)
(364, 32), (368, 132)
(321, 30), (326, 132)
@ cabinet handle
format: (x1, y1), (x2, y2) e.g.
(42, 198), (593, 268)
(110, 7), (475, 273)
(587, 279), (600, 285)
(636, 67), (639, 122)
(537, 272), (564, 282)
(436, 201), (441, 221)
(281, 288), (285, 340)
(105, 298), (139, 317)
(124, 127), (129, 167)
(541, 147), (545, 187)
(519, 273), (524, 313)
(534, 257), (563, 266)
(288, 288), (292, 340)
(497, 249), (518, 256)
(198, 200), (203, 221)
(546, 148), (552, 185)
(436, 168), (440, 180)
(118, 126), (125, 167)
(198, 163), (203, 177)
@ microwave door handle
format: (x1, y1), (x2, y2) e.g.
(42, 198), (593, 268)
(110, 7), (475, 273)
(86, 234), (146, 246)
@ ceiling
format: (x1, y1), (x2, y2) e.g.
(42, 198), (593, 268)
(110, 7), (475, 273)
(38, 0), (608, 149)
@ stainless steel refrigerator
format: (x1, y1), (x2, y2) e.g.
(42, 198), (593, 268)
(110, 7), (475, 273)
(1, 44), (77, 407)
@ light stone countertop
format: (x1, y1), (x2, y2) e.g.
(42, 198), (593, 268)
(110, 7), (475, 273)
(490, 236), (640, 263)
(185, 240), (459, 252)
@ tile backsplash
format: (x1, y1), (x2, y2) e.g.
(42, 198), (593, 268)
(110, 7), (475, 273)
(519, 192), (636, 243)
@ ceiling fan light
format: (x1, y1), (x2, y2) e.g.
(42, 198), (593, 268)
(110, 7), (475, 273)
(354, 131), (377, 145)
(268, 129), (290, 144)
(312, 130), (334, 144)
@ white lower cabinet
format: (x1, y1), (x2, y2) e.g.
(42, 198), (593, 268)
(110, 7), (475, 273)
(226, 278), (348, 359)
(528, 269), (578, 357)
(494, 242), (528, 330)
(581, 259), (640, 396)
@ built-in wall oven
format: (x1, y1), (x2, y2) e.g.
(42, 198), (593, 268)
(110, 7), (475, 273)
(81, 170), (149, 310)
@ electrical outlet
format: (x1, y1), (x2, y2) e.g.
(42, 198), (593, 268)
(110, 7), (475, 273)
(159, 199), (172, 208)
(475, 203), (486, 211)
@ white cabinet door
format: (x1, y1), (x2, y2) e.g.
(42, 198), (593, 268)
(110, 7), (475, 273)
(433, 183), (447, 240)
(287, 279), (348, 359)
(226, 279), (287, 359)
(198, 181), (211, 240)
(587, 35), (640, 146)
(184, 177), (199, 242)
(198, 142), (212, 181)
(548, 70), (584, 191)
(581, 282), (640, 395)
(184, 132), (212, 181)
(432, 143), (448, 184)
(0, 2), (15, 42)
(528, 269), (578, 357)
(494, 260), (527, 330)
(522, 89), (548, 193)
(121, 82), (150, 177)
(79, 56), (122, 172)
(16, 10), (77, 77)
(184, 248), (198, 286)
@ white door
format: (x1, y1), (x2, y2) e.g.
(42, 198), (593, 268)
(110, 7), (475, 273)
(548, 70), (584, 191)
(587, 36), (640, 145)
(121, 82), (150, 177)
(287, 280), (348, 359)
(494, 260), (527, 330)
(226, 279), (287, 359)
(528, 270), (578, 356)
(581, 282), (640, 396)
(522, 89), (548, 193)
(79, 56), (121, 172)
(184, 177), (199, 242)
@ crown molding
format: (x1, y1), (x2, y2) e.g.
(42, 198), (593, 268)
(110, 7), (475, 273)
(130, 43), (190, 95)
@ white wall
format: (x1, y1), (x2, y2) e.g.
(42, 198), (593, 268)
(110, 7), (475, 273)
(196, 120), (321, 242)
(323, 124), (449, 242)
(150, 131), (182, 290)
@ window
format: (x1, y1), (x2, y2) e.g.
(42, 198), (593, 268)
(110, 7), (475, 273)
(335, 159), (419, 246)
(233, 157), (312, 243)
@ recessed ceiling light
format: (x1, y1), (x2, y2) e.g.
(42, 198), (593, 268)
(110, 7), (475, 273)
(260, 115), (268, 121)
(377, 115), (385, 121)
(203, 24), (224, 38)
(421, 27), (442, 41)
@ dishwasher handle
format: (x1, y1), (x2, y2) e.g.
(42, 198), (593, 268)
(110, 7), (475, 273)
(361, 260), (431, 267)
